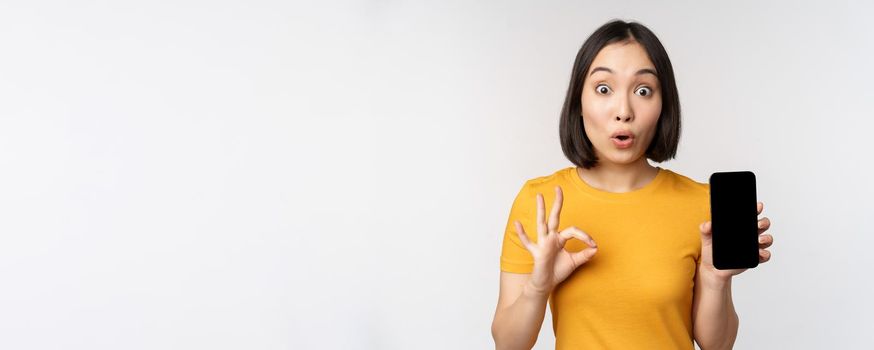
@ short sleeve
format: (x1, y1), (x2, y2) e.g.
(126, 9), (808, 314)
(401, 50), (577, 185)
(499, 181), (537, 273)
(696, 183), (712, 265)
(702, 183), (712, 221)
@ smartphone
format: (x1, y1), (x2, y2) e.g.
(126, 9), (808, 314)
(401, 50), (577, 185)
(708, 171), (759, 270)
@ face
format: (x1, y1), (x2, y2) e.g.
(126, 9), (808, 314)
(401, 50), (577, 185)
(581, 40), (662, 166)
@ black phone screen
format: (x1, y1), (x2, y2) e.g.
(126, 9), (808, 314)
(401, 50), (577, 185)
(709, 171), (759, 270)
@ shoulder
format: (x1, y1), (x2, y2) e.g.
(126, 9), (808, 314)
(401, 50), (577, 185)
(518, 167), (576, 193)
(661, 168), (710, 196)
(508, 167), (575, 204)
(660, 169), (711, 219)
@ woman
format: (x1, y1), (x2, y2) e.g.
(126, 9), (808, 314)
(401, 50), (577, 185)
(490, 20), (774, 349)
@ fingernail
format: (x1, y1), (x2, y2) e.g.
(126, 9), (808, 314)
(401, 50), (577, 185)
(759, 236), (765, 243)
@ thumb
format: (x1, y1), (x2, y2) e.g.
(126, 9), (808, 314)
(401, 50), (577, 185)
(699, 221), (713, 242)
(569, 247), (598, 268)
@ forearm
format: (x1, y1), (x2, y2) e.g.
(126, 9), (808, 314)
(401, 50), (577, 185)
(693, 273), (739, 350)
(491, 282), (550, 350)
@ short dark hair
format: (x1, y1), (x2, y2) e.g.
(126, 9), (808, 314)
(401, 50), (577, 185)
(559, 19), (681, 169)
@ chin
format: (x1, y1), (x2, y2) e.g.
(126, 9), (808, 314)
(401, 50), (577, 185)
(601, 152), (643, 165)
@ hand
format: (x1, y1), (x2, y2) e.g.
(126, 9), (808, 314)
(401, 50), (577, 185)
(514, 186), (599, 296)
(698, 201), (774, 282)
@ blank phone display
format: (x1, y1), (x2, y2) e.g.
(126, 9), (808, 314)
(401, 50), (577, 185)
(709, 171), (760, 270)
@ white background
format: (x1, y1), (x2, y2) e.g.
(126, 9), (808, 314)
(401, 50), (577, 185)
(1, 1), (872, 349)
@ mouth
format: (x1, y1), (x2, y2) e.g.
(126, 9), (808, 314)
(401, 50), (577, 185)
(610, 130), (636, 140)
(610, 132), (635, 149)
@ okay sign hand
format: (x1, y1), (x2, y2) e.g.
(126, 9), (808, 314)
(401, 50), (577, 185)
(514, 186), (599, 296)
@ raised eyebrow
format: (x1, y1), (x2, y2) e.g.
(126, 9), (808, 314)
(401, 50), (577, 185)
(589, 67), (659, 77)
(589, 67), (612, 76)
(636, 68), (658, 77)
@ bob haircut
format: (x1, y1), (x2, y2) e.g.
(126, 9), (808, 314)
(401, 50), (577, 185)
(559, 20), (681, 169)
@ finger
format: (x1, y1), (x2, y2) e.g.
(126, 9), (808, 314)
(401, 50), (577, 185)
(547, 186), (563, 233)
(759, 248), (771, 263)
(757, 201), (763, 215)
(758, 233), (773, 249)
(569, 247), (598, 267)
(558, 226), (597, 248)
(699, 221), (711, 234)
(514, 221), (535, 252)
(536, 193), (547, 239)
(757, 217), (771, 234)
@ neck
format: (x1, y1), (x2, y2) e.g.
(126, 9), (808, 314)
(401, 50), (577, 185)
(576, 158), (660, 193)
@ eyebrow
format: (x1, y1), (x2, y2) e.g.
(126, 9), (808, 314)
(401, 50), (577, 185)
(589, 67), (659, 77)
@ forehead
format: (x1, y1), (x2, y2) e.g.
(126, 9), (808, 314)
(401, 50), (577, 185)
(588, 40), (656, 74)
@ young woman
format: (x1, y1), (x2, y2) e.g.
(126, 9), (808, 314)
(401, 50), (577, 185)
(490, 20), (774, 350)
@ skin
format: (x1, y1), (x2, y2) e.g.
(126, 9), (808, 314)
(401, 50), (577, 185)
(492, 39), (775, 350)
(577, 39), (662, 193)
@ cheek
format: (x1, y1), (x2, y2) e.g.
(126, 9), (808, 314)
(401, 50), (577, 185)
(637, 105), (662, 147)
(580, 107), (608, 138)
(580, 94), (611, 126)
(633, 93), (662, 116)
(633, 98), (662, 125)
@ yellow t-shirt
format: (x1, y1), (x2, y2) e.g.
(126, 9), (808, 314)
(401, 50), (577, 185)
(500, 166), (711, 349)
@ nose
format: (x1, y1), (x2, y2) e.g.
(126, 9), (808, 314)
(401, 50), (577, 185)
(615, 94), (634, 122)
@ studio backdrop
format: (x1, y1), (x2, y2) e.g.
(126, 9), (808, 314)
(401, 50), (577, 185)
(0, 0), (871, 349)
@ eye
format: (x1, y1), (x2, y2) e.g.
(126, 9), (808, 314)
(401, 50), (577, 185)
(635, 86), (653, 97)
(595, 84), (612, 95)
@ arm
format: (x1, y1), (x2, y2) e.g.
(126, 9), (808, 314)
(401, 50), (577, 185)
(692, 268), (739, 350)
(491, 272), (550, 350)
(492, 185), (599, 349)
(693, 202), (774, 350)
